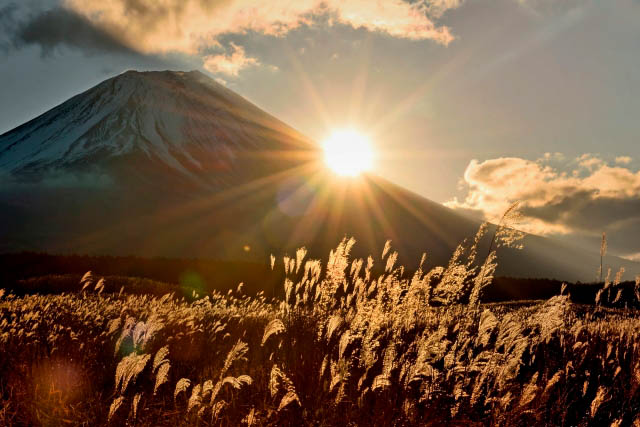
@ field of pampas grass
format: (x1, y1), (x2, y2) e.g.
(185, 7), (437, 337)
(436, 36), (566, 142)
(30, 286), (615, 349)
(2, 222), (640, 425)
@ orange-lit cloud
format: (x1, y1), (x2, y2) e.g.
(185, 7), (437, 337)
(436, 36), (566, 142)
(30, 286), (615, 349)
(615, 156), (633, 165)
(62, 0), (459, 57)
(204, 43), (259, 76)
(577, 153), (604, 170)
(446, 154), (640, 238)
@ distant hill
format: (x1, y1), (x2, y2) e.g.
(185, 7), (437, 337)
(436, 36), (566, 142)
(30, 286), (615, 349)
(0, 252), (612, 304)
(1, 70), (638, 281)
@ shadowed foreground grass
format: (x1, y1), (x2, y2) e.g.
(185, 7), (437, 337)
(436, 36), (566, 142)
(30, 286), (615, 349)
(2, 233), (640, 426)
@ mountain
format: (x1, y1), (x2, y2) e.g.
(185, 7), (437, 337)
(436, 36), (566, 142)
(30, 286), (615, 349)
(0, 70), (314, 188)
(0, 70), (637, 282)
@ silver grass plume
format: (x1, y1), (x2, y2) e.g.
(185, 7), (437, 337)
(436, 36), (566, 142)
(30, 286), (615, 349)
(490, 201), (525, 253)
(221, 340), (248, 378)
(599, 232), (607, 282)
(108, 396), (125, 422)
(154, 363), (170, 395)
(115, 353), (151, 394)
(590, 386), (607, 418)
(382, 240), (392, 260)
(296, 247), (307, 274)
(187, 383), (202, 412)
(262, 319), (285, 346)
(152, 344), (170, 373)
(80, 271), (94, 291)
(132, 393), (142, 420)
(174, 378), (191, 400)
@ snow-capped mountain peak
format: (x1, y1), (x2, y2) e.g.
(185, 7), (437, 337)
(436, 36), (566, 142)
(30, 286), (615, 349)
(0, 70), (312, 185)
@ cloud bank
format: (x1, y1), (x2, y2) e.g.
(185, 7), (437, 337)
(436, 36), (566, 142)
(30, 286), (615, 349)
(61, 0), (460, 56)
(446, 154), (640, 257)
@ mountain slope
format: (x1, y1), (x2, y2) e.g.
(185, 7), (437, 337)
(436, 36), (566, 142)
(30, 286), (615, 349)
(0, 70), (637, 282)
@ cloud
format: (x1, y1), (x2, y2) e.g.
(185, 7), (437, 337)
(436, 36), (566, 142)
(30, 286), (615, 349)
(12, 7), (136, 56)
(445, 154), (640, 256)
(576, 153), (604, 170)
(542, 152), (565, 161)
(615, 156), (632, 165)
(62, 0), (460, 56)
(203, 43), (260, 77)
(626, 252), (640, 262)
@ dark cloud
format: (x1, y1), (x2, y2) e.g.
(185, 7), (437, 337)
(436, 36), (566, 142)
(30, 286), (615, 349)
(0, 3), (20, 55)
(13, 7), (138, 56)
(523, 194), (640, 255)
(524, 193), (640, 231)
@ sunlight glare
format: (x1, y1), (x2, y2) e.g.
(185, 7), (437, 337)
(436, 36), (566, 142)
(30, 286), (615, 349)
(323, 129), (374, 177)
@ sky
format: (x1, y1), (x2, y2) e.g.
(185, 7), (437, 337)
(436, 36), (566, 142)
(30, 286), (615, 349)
(1, 0), (640, 260)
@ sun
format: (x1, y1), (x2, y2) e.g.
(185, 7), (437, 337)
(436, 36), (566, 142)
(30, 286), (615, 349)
(322, 129), (374, 177)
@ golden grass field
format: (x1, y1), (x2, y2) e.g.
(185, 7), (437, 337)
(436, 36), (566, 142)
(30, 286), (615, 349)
(1, 221), (640, 426)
